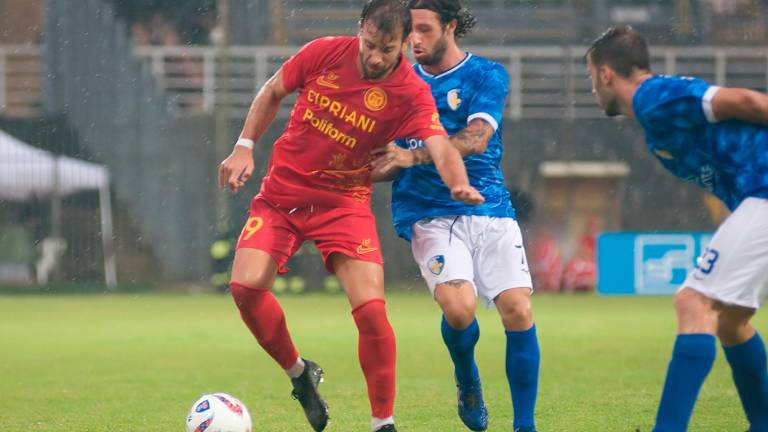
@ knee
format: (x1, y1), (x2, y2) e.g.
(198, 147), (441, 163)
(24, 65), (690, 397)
(230, 267), (275, 291)
(500, 297), (532, 330)
(717, 321), (741, 345)
(673, 289), (712, 318)
(442, 300), (476, 330)
(673, 288), (718, 333)
(229, 282), (268, 311)
(717, 308), (754, 346)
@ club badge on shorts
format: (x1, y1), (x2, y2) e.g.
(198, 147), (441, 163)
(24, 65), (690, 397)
(427, 255), (445, 275)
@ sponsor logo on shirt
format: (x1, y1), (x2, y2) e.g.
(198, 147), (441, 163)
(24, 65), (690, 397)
(306, 89), (377, 133)
(363, 87), (387, 112)
(304, 88), (384, 148)
(302, 108), (358, 148)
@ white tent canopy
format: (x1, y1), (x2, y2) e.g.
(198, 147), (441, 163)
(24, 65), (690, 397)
(0, 129), (116, 287)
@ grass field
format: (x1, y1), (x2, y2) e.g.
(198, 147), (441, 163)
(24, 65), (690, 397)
(1, 291), (764, 431)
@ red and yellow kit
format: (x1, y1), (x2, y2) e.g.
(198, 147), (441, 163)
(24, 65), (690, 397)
(238, 36), (446, 272)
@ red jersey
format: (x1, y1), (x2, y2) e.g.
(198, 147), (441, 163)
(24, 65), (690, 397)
(257, 36), (446, 209)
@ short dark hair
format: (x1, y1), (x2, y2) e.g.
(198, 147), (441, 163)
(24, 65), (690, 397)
(586, 26), (651, 77)
(408, 0), (476, 39)
(360, 0), (412, 41)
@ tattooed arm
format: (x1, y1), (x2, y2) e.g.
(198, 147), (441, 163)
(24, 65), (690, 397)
(410, 117), (495, 164)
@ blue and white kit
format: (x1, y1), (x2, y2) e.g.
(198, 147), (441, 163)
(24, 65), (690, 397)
(391, 54), (531, 305)
(634, 75), (768, 308)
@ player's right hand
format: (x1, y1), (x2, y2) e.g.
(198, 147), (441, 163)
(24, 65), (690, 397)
(218, 146), (254, 193)
(450, 184), (485, 205)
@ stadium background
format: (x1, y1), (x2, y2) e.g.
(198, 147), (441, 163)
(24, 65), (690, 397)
(2, 0), (755, 289)
(1, 2), (767, 430)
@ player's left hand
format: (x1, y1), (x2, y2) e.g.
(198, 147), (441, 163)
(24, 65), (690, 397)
(370, 142), (415, 173)
(451, 184), (485, 205)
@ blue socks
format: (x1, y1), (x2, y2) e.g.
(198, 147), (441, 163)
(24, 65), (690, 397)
(441, 315), (480, 385)
(506, 324), (540, 429)
(654, 334), (717, 432)
(441, 317), (540, 428)
(724, 332), (768, 432)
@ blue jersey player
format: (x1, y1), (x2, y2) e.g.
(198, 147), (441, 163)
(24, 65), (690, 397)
(372, 1), (540, 431)
(587, 26), (768, 432)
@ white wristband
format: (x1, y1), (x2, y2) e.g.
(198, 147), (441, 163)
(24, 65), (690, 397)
(235, 138), (255, 150)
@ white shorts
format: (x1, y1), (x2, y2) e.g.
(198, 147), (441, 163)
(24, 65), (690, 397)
(411, 215), (533, 307)
(682, 197), (768, 309)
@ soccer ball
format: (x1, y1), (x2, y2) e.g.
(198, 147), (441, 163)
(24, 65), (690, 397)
(186, 393), (252, 432)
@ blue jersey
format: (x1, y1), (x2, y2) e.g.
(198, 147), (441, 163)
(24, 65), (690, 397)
(633, 75), (768, 210)
(390, 54), (516, 241)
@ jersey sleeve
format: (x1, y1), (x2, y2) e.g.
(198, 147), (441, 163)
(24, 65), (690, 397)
(466, 63), (509, 131)
(281, 37), (336, 93)
(393, 84), (447, 142)
(637, 78), (717, 132)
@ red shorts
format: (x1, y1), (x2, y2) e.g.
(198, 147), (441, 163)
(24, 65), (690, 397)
(235, 197), (383, 274)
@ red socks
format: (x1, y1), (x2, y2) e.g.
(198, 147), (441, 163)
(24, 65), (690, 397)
(352, 299), (397, 419)
(231, 285), (396, 418)
(230, 283), (299, 370)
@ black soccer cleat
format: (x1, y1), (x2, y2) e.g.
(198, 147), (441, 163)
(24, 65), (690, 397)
(374, 424), (397, 432)
(290, 359), (329, 431)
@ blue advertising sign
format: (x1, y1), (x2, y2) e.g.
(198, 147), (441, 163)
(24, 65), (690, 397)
(597, 232), (712, 295)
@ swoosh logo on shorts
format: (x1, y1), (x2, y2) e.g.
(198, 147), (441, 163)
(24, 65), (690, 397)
(356, 238), (378, 255)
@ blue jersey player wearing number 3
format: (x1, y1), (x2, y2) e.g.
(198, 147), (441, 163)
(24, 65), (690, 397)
(372, 1), (540, 431)
(587, 26), (768, 432)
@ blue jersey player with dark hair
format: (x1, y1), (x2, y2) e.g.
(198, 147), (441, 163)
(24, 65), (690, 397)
(587, 26), (768, 432)
(372, 1), (540, 431)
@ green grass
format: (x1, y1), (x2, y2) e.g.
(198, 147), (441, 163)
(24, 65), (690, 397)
(0, 292), (764, 431)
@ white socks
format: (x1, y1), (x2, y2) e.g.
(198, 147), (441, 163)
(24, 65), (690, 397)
(286, 357), (305, 378)
(371, 416), (394, 431)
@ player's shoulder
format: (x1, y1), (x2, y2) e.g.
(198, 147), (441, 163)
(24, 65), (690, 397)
(634, 75), (711, 117)
(466, 54), (508, 80)
(637, 75), (710, 102)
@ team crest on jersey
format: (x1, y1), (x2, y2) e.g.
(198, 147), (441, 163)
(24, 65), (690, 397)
(447, 89), (462, 110)
(427, 255), (445, 275)
(363, 87), (387, 111)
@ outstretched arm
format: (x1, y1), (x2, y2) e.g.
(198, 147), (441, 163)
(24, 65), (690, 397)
(369, 117), (496, 181)
(710, 87), (768, 125)
(218, 69), (290, 192)
(423, 134), (484, 204)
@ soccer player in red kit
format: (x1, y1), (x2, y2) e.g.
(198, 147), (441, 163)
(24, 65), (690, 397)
(216, 1), (483, 431)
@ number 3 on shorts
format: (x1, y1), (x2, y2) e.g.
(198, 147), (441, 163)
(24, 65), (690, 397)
(240, 216), (264, 241)
(696, 247), (719, 275)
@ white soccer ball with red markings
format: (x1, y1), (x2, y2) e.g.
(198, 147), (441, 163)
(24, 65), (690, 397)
(186, 393), (252, 432)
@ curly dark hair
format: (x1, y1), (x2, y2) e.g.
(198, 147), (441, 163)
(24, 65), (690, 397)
(407, 0), (476, 39)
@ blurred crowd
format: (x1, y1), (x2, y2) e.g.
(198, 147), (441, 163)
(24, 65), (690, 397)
(111, 0), (218, 46)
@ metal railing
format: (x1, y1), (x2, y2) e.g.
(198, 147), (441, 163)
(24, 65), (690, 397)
(4, 45), (768, 121)
(132, 45), (768, 121)
(0, 45), (41, 119)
